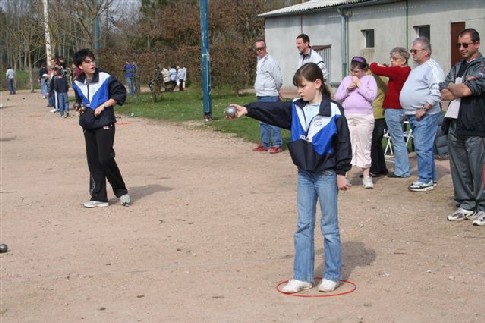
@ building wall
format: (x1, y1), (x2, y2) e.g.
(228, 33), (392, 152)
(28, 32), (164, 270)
(264, 0), (485, 91)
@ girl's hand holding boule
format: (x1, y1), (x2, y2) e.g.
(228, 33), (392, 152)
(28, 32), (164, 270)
(227, 104), (247, 118)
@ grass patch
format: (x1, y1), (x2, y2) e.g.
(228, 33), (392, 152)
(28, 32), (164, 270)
(118, 87), (290, 145)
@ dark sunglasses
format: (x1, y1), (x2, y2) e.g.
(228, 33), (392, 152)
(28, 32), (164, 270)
(456, 42), (476, 49)
(409, 49), (425, 54)
(255, 47), (265, 51)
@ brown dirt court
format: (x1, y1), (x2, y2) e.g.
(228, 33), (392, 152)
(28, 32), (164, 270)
(1, 90), (484, 322)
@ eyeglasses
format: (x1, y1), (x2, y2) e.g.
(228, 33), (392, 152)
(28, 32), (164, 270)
(255, 47), (265, 51)
(456, 42), (476, 49)
(390, 56), (402, 60)
(351, 56), (366, 63)
(409, 49), (425, 54)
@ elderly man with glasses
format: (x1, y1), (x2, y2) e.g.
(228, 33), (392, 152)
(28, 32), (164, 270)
(252, 38), (284, 154)
(440, 28), (485, 225)
(400, 37), (445, 192)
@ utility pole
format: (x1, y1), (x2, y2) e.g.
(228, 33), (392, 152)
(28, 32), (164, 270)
(199, 0), (212, 121)
(42, 0), (52, 64)
(94, 0), (100, 64)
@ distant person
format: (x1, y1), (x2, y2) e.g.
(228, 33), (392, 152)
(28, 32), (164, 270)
(177, 65), (186, 91)
(440, 28), (485, 225)
(39, 63), (49, 99)
(6, 66), (16, 95)
(72, 48), (130, 208)
(370, 47), (412, 178)
(253, 38), (283, 154)
(296, 34), (328, 80)
(48, 67), (57, 111)
(53, 66), (70, 118)
(230, 63), (352, 294)
(400, 37), (445, 192)
(335, 57), (377, 188)
(123, 61), (135, 96)
(369, 73), (389, 177)
(169, 66), (177, 87)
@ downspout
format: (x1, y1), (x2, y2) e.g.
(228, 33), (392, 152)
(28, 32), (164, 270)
(337, 8), (352, 79)
(405, 0), (409, 48)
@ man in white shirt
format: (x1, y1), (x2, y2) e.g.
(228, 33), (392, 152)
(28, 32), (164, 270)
(296, 33), (328, 80)
(6, 66), (16, 95)
(253, 38), (283, 154)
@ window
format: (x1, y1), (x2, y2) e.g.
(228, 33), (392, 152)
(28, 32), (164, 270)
(313, 45), (331, 82)
(414, 25), (430, 40)
(362, 29), (375, 48)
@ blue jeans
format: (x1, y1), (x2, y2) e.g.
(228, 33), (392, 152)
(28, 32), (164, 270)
(7, 78), (16, 94)
(125, 77), (135, 96)
(57, 92), (69, 116)
(40, 79), (48, 96)
(385, 109), (410, 177)
(294, 169), (342, 282)
(257, 96), (282, 148)
(407, 112), (440, 183)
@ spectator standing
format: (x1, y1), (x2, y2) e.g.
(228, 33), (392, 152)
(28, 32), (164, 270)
(6, 66), (16, 95)
(48, 58), (59, 109)
(123, 61), (135, 96)
(177, 65), (186, 91)
(72, 48), (130, 208)
(253, 38), (284, 154)
(39, 63), (48, 98)
(335, 57), (377, 188)
(440, 28), (485, 225)
(400, 37), (445, 192)
(370, 47), (412, 178)
(369, 73), (389, 177)
(169, 66), (177, 87)
(53, 66), (70, 118)
(296, 34), (328, 80)
(162, 67), (170, 86)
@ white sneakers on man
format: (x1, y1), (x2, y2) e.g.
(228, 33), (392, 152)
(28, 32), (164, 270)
(83, 201), (109, 208)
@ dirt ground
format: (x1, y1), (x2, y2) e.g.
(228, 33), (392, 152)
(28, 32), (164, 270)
(1, 90), (485, 323)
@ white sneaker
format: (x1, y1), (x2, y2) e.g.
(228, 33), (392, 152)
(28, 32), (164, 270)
(318, 279), (340, 292)
(447, 208), (476, 221)
(120, 194), (131, 206)
(363, 176), (374, 189)
(50, 108), (58, 113)
(281, 279), (313, 293)
(472, 211), (485, 226)
(83, 201), (109, 208)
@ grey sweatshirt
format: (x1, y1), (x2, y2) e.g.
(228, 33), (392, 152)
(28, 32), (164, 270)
(400, 58), (445, 115)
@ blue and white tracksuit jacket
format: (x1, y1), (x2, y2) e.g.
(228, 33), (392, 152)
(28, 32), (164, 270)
(245, 97), (352, 174)
(73, 68), (126, 129)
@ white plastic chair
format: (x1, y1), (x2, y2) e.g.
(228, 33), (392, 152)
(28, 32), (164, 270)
(384, 121), (413, 156)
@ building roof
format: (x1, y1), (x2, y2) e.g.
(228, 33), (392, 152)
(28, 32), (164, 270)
(259, 0), (396, 18)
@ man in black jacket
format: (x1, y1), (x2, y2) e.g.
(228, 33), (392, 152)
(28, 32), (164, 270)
(440, 29), (485, 225)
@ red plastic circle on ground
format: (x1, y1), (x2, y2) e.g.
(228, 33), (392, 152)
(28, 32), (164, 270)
(276, 278), (356, 298)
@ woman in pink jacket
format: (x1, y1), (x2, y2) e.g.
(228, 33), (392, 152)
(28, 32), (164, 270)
(335, 57), (377, 188)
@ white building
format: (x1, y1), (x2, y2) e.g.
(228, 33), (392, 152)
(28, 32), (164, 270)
(259, 0), (485, 90)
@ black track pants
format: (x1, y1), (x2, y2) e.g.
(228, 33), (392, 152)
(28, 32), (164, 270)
(84, 124), (128, 202)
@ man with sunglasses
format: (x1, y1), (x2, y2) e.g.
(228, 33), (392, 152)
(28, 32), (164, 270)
(440, 28), (485, 225)
(252, 38), (283, 154)
(400, 37), (445, 192)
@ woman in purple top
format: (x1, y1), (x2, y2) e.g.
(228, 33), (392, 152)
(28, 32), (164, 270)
(335, 57), (377, 188)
